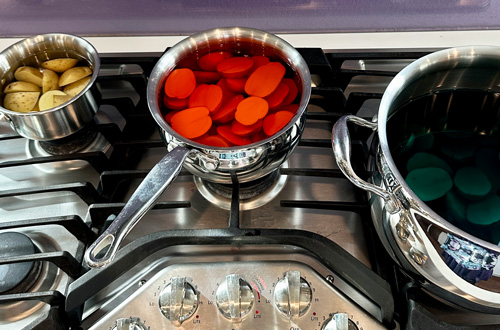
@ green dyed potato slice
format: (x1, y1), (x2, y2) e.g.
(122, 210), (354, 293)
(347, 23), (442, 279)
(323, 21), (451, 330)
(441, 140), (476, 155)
(454, 167), (491, 200)
(405, 167), (453, 202)
(407, 152), (453, 175)
(441, 141), (476, 162)
(466, 195), (500, 225)
(475, 148), (500, 191)
(445, 190), (468, 224)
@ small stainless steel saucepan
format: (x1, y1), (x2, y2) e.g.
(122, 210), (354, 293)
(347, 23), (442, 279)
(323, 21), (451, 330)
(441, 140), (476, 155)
(0, 33), (100, 141)
(85, 27), (312, 269)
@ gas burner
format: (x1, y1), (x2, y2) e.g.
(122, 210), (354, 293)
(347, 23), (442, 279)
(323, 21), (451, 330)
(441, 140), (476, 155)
(0, 232), (41, 295)
(25, 130), (111, 173)
(194, 167), (287, 210)
(39, 128), (98, 155)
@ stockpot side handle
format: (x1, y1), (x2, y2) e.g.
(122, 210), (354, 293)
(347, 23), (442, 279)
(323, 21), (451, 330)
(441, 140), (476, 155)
(332, 115), (399, 213)
(84, 146), (191, 269)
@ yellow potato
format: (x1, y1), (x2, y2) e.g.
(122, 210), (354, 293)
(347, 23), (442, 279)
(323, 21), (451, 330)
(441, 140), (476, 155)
(4, 81), (40, 93)
(3, 92), (40, 112)
(53, 94), (71, 107)
(38, 90), (67, 111)
(42, 69), (60, 94)
(63, 76), (91, 97)
(41, 58), (78, 73)
(59, 67), (92, 87)
(14, 66), (43, 87)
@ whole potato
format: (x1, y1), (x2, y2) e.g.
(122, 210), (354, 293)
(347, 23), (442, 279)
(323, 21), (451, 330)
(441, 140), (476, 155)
(3, 92), (40, 112)
(41, 58), (78, 73)
(4, 81), (40, 93)
(42, 69), (60, 93)
(59, 67), (92, 87)
(14, 67), (43, 87)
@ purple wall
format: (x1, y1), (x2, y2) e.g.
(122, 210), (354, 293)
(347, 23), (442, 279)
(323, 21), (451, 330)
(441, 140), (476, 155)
(0, 0), (496, 37)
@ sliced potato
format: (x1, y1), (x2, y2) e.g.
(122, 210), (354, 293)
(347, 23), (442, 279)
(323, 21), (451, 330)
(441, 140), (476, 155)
(41, 58), (78, 73)
(14, 66), (43, 87)
(59, 67), (92, 87)
(39, 90), (67, 111)
(42, 69), (60, 93)
(4, 81), (40, 93)
(63, 76), (91, 97)
(3, 92), (40, 112)
(53, 94), (71, 107)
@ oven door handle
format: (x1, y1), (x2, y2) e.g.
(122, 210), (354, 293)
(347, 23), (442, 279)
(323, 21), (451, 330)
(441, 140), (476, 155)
(84, 146), (191, 269)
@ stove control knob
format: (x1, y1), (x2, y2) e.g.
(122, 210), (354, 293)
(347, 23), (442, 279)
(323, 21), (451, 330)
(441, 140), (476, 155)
(216, 274), (254, 322)
(274, 270), (312, 320)
(158, 277), (199, 326)
(321, 313), (358, 330)
(112, 317), (146, 330)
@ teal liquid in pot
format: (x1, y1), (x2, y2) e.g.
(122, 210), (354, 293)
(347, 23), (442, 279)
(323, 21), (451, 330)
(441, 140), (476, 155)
(389, 90), (500, 245)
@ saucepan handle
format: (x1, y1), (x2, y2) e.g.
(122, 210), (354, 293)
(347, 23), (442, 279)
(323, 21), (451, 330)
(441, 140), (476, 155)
(85, 146), (191, 269)
(0, 113), (11, 123)
(332, 115), (399, 213)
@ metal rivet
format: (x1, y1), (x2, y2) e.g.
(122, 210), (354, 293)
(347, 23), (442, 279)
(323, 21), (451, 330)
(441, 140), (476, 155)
(410, 247), (428, 265)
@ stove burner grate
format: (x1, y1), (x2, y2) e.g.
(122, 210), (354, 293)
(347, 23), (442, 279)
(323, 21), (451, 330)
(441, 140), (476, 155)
(39, 128), (98, 155)
(0, 232), (41, 295)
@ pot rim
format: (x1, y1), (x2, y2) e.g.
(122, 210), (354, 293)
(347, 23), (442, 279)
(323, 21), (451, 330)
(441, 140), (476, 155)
(378, 45), (500, 252)
(146, 26), (311, 152)
(0, 33), (100, 117)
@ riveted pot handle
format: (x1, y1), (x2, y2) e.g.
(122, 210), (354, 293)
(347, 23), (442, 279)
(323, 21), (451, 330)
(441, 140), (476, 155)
(84, 146), (191, 269)
(332, 115), (399, 213)
(0, 112), (11, 123)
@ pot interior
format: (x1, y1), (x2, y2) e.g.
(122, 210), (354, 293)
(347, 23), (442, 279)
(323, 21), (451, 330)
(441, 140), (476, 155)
(385, 49), (500, 245)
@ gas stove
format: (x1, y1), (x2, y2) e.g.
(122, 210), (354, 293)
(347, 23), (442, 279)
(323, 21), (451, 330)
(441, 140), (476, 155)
(1, 48), (498, 330)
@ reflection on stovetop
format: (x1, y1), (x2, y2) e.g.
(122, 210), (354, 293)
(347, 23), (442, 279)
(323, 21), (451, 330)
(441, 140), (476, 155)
(2, 50), (498, 330)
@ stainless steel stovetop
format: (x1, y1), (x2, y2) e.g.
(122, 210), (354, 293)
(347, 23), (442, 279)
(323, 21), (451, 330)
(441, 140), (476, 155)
(2, 50), (490, 330)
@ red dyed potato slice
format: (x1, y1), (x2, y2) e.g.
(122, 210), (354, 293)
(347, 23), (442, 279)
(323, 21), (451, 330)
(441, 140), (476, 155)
(266, 81), (290, 109)
(212, 94), (244, 123)
(198, 135), (232, 147)
(163, 94), (189, 110)
(225, 77), (247, 94)
(263, 110), (294, 136)
(250, 130), (268, 143)
(251, 56), (270, 70)
(217, 57), (254, 78)
(171, 107), (212, 139)
(232, 119), (263, 136)
(194, 71), (221, 84)
(245, 62), (286, 97)
(164, 68), (196, 99)
(235, 96), (269, 126)
(198, 52), (232, 71)
(188, 84), (223, 112)
(217, 125), (252, 146)
(281, 78), (299, 106)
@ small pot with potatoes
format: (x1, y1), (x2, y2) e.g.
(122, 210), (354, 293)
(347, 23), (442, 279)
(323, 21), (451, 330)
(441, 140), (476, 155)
(0, 33), (100, 140)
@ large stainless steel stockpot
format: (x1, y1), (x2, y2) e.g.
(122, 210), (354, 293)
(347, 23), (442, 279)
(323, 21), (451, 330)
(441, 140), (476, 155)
(0, 33), (100, 141)
(85, 27), (311, 269)
(333, 46), (500, 311)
